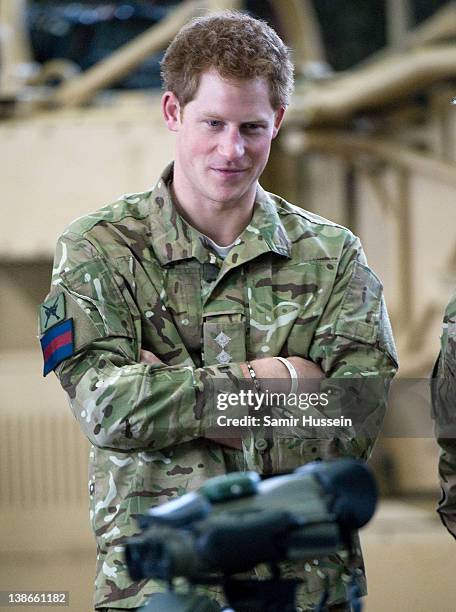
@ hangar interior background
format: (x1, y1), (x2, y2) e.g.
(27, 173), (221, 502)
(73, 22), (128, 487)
(1, 1), (456, 610)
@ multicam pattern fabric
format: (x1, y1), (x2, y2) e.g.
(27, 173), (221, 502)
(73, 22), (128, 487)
(433, 290), (456, 538)
(41, 163), (398, 610)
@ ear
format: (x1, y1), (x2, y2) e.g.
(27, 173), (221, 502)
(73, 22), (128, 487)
(272, 106), (286, 139)
(162, 91), (182, 132)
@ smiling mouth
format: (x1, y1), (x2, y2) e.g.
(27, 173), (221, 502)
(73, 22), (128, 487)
(211, 168), (248, 174)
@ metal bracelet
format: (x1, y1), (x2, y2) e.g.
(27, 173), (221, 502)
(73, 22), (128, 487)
(274, 356), (298, 395)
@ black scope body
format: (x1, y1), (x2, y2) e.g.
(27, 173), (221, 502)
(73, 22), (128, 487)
(125, 458), (377, 584)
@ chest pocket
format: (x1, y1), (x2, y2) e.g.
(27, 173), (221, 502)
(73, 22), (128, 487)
(165, 266), (202, 353)
(334, 260), (382, 343)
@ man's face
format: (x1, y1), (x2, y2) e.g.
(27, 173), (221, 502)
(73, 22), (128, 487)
(162, 68), (285, 209)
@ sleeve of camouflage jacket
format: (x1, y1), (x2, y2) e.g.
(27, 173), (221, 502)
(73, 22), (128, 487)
(433, 292), (456, 538)
(48, 233), (247, 453)
(306, 233), (398, 460)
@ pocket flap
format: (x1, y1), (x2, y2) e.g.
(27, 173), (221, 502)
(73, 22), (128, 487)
(334, 261), (382, 344)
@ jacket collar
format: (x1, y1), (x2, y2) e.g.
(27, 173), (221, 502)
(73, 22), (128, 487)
(149, 163), (291, 267)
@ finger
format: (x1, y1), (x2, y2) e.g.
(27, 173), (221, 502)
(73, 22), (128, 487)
(140, 349), (162, 365)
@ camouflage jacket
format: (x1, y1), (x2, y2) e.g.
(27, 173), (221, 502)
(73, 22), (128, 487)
(433, 290), (456, 539)
(39, 164), (397, 610)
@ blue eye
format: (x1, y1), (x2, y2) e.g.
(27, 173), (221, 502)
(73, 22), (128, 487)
(207, 120), (222, 128)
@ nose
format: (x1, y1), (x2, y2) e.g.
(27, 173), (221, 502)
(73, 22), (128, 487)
(217, 127), (245, 161)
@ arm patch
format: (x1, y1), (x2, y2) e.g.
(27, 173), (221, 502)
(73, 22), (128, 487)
(40, 318), (75, 376)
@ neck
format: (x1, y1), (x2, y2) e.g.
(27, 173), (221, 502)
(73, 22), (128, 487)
(170, 168), (256, 246)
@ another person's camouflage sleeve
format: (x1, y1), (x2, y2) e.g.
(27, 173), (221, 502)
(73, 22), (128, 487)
(433, 291), (456, 538)
(44, 232), (247, 452)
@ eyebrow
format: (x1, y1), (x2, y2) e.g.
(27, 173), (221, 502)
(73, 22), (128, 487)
(200, 113), (269, 124)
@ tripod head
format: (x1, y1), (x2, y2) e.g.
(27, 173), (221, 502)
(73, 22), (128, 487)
(125, 459), (377, 611)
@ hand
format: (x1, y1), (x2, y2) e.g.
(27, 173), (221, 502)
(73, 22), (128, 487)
(241, 356), (324, 380)
(241, 356), (324, 394)
(286, 356), (324, 381)
(140, 349), (163, 365)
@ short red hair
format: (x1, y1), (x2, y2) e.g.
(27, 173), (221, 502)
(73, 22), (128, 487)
(161, 10), (294, 110)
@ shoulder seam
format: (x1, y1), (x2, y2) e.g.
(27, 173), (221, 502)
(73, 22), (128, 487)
(64, 190), (153, 238)
(270, 193), (354, 234)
